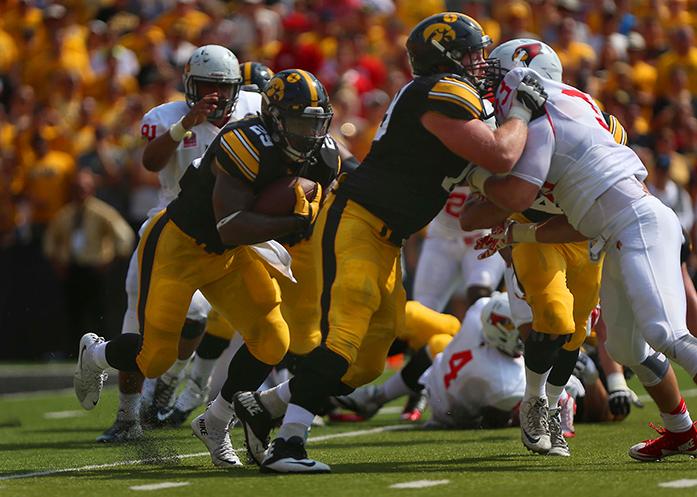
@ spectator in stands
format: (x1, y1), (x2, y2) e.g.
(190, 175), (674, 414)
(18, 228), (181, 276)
(43, 169), (134, 349)
(649, 153), (694, 232)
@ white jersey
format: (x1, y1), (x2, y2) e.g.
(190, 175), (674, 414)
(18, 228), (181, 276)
(140, 90), (261, 217)
(420, 298), (525, 427)
(428, 185), (488, 240)
(495, 68), (647, 237)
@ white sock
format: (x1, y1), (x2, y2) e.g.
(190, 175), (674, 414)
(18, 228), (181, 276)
(162, 357), (191, 384)
(524, 367), (550, 401)
(278, 403), (314, 441)
(259, 381), (291, 418)
(380, 373), (411, 403)
(92, 341), (109, 370)
(546, 383), (565, 408)
(661, 398), (693, 433)
(117, 392), (141, 421)
(189, 356), (217, 388)
(207, 393), (236, 429)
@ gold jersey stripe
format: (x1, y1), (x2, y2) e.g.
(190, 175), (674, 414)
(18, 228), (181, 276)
(442, 77), (481, 100)
(608, 115), (627, 145)
(243, 62), (252, 85)
(428, 94), (481, 117)
(430, 80), (483, 114)
(234, 129), (260, 164)
(220, 132), (258, 181)
(297, 69), (318, 106)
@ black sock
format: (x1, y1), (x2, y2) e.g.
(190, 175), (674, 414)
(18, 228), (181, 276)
(220, 344), (273, 402)
(400, 347), (431, 392)
(548, 347), (580, 386)
(196, 333), (229, 360)
(105, 334), (143, 372)
(289, 347), (349, 414)
(524, 330), (567, 374)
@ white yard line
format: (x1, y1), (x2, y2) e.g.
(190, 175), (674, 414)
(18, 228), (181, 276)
(390, 480), (450, 489)
(658, 479), (697, 488)
(43, 410), (86, 420)
(637, 387), (697, 403)
(0, 424), (414, 481)
(130, 482), (191, 491)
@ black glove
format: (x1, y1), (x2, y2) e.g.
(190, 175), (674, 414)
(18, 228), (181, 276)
(608, 389), (632, 417)
(509, 74), (548, 122)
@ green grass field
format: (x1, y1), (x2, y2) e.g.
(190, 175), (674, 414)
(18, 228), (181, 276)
(1, 368), (697, 497)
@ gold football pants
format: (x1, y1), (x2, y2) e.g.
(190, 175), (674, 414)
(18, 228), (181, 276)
(135, 211), (288, 377)
(511, 238), (602, 351)
(400, 300), (460, 351)
(313, 193), (406, 389)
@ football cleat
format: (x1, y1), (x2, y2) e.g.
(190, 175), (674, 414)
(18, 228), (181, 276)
(628, 422), (697, 461)
(233, 391), (274, 465)
(547, 408), (571, 457)
(401, 391), (428, 422)
(157, 377), (210, 427)
(74, 333), (108, 410)
(191, 412), (242, 468)
(96, 418), (144, 443)
(559, 393), (576, 438)
(333, 384), (383, 420)
(261, 436), (331, 474)
(519, 396), (551, 454)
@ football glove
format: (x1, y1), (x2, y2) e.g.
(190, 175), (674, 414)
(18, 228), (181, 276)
(606, 372), (633, 417)
(283, 182), (322, 246)
(509, 74), (548, 123)
(474, 223), (509, 259)
(573, 351), (599, 385)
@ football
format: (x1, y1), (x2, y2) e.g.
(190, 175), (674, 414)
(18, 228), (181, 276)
(252, 176), (319, 216)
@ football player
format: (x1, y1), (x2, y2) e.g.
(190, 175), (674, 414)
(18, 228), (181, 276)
(459, 39), (630, 457)
(96, 45), (261, 443)
(465, 44), (697, 461)
(159, 61), (276, 428)
(73, 69), (334, 468)
(231, 12), (547, 474)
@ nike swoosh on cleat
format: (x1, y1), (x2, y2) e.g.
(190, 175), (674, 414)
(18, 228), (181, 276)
(522, 430), (540, 445)
(156, 411), (172, 422)
(283, 460), (317, 467)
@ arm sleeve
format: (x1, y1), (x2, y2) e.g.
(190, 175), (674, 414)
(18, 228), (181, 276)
(509, 119), (555, 188)
(427, 76), (483, 120)
(214, 128), (262, 186)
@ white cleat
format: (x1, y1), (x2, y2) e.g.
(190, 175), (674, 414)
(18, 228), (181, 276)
(191, 413), (242, 468)
(519, 396), (551, 454)
(261, 436), (331, 474)
(74, 333), (108, 410)
(548, 407), (571, 457)
(333, 384), (383, 420)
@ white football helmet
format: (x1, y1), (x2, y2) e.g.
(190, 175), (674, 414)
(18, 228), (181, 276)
(183, 45), (242, 121)
(486, 38), (562, 85)
(481, 292), (523, 357)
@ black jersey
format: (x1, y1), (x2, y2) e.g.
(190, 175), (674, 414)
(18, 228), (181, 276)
(167, 115), (342, 253)
(339, 73), (483, 238)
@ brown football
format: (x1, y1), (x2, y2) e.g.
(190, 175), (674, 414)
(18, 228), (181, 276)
(252, 176), (319, 216)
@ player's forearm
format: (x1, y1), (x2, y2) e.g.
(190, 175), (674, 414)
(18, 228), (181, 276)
(534, 216), (588, 243)
(142, 133), (181, 172)
(459, 197), (511, 231)
(481, 175), (535, 213)
(216, 211), (303, 246)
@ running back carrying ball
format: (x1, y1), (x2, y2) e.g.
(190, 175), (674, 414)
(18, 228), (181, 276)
(253, 176), (319, 216)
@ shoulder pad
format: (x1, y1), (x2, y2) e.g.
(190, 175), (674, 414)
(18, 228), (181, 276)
(319, 135), (341, 172)
(217, 126), (262, 182)
(427, 74), (483, 119)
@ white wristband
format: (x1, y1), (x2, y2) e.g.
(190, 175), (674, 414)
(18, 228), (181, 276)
(606, 372), (628, 392)
(469, 167), (492, 193)
(169, 118), (192, 142)
(507, 102), (532, 124)
(509, 223), (537, 243)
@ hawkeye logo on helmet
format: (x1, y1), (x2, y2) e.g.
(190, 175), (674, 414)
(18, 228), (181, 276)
(513, 43), (543, 65)
(266, 78), (285, 102)
(423, 23), (456, 44)
(286, 72), (302, 83)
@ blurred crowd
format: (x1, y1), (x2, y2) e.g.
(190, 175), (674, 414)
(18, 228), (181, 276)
(1, 0), (697, 359)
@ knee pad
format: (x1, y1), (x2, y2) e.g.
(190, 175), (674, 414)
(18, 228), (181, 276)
(136, 330), (178, 378)
(181, 318), (207, 339)
(530, 296), (575, 335)
(196, 332), (229, 360)
(670, 334), (697, 378)
(244, 310), (289, 365)
(631, 351), (670, 387)
(427, 334), (453, 358)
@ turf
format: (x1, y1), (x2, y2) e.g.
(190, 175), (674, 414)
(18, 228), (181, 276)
(1, 369), (696, 497)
